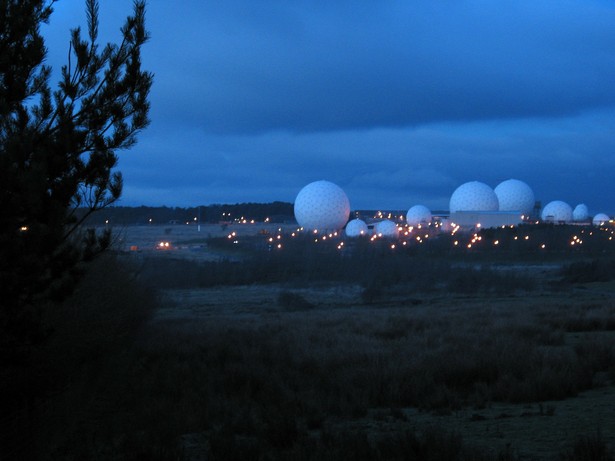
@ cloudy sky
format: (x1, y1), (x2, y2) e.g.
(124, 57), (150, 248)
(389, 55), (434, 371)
(43, 1), (615, 213)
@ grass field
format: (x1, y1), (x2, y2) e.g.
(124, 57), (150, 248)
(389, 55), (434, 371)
(5, 224), (615, 460)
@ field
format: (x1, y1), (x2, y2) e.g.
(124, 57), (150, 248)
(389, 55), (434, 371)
(6, 223), (615, 460)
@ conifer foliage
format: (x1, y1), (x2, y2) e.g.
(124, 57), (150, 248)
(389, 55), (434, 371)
(0, 0), (152, 348)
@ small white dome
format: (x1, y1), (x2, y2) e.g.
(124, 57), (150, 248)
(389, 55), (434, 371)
(345, 218), (369, 237)
(294, 180), (350, 231)
(406, 205), (432, 226)
(592, 213), (610, 226)
(541, 200), (573, 223)
(494, 179), (535, 215)
(450, 181), (499, 213)
(573, 204), (589, 221)
(374, 220), (399, 238)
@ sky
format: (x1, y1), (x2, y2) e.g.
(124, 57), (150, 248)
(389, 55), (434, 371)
(42, 1), (615, 214)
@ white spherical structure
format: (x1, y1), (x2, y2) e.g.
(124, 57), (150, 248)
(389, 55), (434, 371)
(449, 181), (499, 213)
(573, 204), (589, 221)
(406, 205), (432, 226)
(592, 213), (610, 226)
(294, 180), (350, 231)
(374, 220), (399, 238)
(345, 218), (368, 237)
(541, 200), (573, 223)
(494, 179), (535, 215)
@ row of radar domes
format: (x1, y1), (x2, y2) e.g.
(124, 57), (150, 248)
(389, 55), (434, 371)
(293, 179), (610, 232)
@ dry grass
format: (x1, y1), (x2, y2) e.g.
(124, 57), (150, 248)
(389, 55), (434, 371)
(5, 226), (615, 460)
(29, 280), (610, 460)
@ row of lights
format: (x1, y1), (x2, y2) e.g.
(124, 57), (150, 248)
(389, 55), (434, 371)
(159, 219), (614, 253)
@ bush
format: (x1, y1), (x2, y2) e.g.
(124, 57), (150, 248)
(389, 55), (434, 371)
(0, 254), (158, 460)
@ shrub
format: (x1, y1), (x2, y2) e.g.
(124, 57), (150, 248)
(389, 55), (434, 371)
(0, 254), (159, 460)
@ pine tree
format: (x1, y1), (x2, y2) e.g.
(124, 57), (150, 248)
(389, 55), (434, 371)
(0, 0), (153, 350)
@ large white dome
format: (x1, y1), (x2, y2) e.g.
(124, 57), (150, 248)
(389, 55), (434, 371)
(449, 181), (499, 213)
(294, 180), (350, 231)
(345, 218), (368, 237)
(592, 213), (610, 226)
(406, 205), (432, 226)
(374, 220), (399, 238)
(541, 200), (573, 223)
(494, 179), (535, 215)
(573, 204), (589, 221)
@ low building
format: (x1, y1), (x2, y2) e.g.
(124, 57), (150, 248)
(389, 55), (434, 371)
(450, 210), (524, 229)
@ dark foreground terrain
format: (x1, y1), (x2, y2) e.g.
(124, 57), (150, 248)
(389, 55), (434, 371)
(3, 225), (615, 460)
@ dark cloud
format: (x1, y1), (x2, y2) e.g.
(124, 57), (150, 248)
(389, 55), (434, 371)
(131, 0), (615, 134)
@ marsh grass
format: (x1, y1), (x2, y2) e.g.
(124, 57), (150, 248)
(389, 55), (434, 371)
(24, 286), (611, 459)
(5, 232), (615, 459)
(560, 431), (614, 461)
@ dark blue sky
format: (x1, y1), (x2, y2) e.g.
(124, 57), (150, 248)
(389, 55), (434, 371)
(43, 1), (615, 214)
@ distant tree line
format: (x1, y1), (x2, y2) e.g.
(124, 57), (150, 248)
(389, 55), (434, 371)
(76, 201), (295, 225)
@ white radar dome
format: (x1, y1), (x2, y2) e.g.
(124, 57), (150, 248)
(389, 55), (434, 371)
(406, 205), (432, 226)
(375, 220), (399, 238)
(573, 204), (589, 221)
(592, 213), (610, 226)
(345, 218), (368, 237)
(494, 179), (535, 215)
(541, 200), (572, 223)
(294, 180), (350, 232)
(449, 181), (499, 213)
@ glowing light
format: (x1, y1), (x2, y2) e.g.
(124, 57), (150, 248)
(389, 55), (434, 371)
(541, 244), (546, 249)
(19, 226), (28, 232)
(494, 240), (499, 245)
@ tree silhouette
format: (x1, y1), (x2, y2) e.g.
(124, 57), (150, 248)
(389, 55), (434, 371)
(0, 0), (152, 350)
